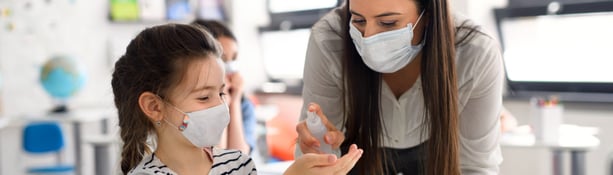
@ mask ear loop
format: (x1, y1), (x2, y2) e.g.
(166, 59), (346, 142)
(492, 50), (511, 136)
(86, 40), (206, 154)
(156, 94), (190, 131)
(412, 10), (425, 32)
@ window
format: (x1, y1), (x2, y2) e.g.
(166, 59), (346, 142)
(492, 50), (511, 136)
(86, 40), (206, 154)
(257, 0), (341, 94)
(268, 0), (338, 13)
(259, 28), (311, 81)
(263, 0), (341, 30)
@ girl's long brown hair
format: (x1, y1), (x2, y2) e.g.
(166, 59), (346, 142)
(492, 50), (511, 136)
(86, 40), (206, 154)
(339, 0), (478, 174)
(111, 24), (221, 174)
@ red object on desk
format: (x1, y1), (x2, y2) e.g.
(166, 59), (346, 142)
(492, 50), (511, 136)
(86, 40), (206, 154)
(258, 94), (302, 161)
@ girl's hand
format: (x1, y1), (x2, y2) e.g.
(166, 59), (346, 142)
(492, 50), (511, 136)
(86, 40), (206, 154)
(284, 144), (363, 175)
(227, 72), (244, 103)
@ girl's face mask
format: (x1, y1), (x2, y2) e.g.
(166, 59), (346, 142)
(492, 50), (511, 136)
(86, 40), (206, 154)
(164, 102), (230, 148)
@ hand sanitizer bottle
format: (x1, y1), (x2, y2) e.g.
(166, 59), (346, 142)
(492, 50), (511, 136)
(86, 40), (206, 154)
(306, 111), (333, 154)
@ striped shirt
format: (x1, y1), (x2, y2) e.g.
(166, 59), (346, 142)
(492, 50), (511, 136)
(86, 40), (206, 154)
(129, 147), (257, 175)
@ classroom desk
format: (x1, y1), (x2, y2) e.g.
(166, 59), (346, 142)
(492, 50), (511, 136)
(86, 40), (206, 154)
(18, 107), (114, 175)
(500, 124), (600, 175)
(0, 117), (8, 175)
(257, 160), (294, 175)
(254, 124), (600, 175)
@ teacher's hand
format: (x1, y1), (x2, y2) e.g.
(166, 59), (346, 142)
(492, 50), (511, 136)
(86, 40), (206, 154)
(296, 103), (345, 154)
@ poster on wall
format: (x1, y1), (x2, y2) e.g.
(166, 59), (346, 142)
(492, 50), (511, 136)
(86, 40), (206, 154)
(197, 0), (226, 21)
(139, 0), (165, 21)
(166, 0), (190, 20)
(109, 0), (140, 21)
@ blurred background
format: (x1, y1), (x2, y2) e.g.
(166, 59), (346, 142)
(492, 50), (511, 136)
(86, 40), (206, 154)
(0, 0), (612, 174)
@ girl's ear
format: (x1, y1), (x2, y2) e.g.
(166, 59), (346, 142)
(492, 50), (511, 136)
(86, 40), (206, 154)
(139, 92), (164, 122)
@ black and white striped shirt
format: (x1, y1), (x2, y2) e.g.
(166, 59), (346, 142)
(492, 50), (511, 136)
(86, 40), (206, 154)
(129, 147), (257, 175)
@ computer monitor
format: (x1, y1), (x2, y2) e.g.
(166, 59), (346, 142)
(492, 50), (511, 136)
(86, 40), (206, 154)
(495, 1), (613, 102)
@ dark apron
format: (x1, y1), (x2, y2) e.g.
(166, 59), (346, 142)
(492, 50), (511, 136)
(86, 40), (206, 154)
(342, 142), (426, 175)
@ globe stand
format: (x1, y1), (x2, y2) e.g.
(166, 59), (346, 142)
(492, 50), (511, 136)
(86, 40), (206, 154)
(50, 104), (68, 113)
(49, 99), (69, 114)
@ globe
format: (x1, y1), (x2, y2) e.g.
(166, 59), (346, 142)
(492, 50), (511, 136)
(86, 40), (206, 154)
(40, 55), (86, 113)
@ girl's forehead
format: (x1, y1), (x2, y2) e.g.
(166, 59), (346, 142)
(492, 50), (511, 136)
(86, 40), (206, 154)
(172, 57), (225, 97)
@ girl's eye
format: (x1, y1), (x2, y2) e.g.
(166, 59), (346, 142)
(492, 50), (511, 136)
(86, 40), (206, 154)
(198, 96), (209, 101)
(219, 92), (226, 97)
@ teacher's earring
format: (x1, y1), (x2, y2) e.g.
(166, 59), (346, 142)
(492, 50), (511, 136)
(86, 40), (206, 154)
(156, 120), (161, 126)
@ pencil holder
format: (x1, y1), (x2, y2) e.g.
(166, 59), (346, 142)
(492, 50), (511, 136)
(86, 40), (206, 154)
(531, 105), (564, 144)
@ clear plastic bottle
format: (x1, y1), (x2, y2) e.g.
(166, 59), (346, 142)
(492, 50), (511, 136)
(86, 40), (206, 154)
(306, 111), (333, 154)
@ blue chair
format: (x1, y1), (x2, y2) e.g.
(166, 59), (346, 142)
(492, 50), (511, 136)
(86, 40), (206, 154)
(23, 122), (74, 174)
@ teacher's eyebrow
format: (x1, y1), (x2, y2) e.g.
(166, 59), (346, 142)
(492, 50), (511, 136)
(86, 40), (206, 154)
(374, 12), (402, 18)
(350, 10), (402, 18)
(350, 10), (364, 17)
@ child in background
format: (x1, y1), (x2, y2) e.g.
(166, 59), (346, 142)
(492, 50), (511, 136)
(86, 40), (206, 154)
(111, 23), (362, 175)
(191, 19), (256, 155)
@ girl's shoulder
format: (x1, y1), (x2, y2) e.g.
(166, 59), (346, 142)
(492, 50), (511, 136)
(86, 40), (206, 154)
(127, 149), (257, 175)
(209, 147), (257, 175)
(128, 153), (177, 175)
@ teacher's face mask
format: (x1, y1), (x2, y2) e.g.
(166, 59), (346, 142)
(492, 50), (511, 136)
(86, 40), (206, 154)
(349, 11), (425, 73)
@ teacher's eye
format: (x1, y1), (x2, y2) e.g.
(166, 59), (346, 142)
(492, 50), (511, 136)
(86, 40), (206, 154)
(219, 92), (226, 97)
(379, 21), (397, 27)
(351, 19), (366, 25)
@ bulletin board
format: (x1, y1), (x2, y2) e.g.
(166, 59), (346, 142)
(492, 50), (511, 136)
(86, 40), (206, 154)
(108, 0), (229, 22)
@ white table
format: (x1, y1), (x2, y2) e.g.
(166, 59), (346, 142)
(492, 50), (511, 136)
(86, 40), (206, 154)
(18, 107), (115, 175)
(84, 135), (119, 175)
(0, 117), (9, 175)
(500, 124), (600, 175)
(0, 118), (8, 129)
(257, 160), (294, 175)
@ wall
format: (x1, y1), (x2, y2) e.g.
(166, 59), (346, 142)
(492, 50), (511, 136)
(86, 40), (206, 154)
(0, 0), (271, 118)
(0, 0), (113, 118)
(228, 0), (270, 94)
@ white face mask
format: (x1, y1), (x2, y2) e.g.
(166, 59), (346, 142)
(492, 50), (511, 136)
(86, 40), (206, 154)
(349, 11), (425, 73)
(164, 103), (230, 148)
(224, 61), (239, 74)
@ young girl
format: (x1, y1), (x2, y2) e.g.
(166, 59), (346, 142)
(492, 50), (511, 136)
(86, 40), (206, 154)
(191, 19), (255, 155)
(111, 23), (363, 175)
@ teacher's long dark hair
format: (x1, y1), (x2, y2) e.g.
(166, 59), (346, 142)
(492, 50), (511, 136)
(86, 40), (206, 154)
(339, 0), (479, 174)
